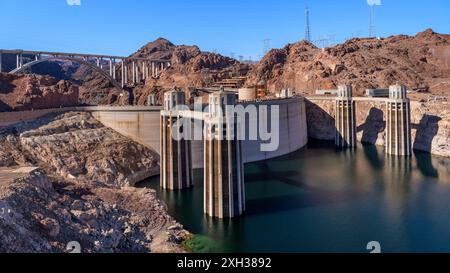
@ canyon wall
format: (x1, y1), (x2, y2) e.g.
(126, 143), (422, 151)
(305, 99), (450, 158)
(0, 112), (189, 253)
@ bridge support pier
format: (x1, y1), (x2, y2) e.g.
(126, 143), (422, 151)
(142, 62), (146, 80)
(109, 59), (113, 77)
(151, 62), (155, 78)
(386, 84), (412, 156)
(160, 90), (193, 190)
(132, 61), (136, 84)
(335, 85), (357, 148)
(204, 91), (245, 219)
(121, 62), (125, 87)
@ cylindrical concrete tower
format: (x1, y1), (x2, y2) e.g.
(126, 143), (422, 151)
(385, 84), (412, 156)
(160, 90), (193, 190)
(335, 85), (357, 148)
(204, 91), (245, 219)
(238, 88), (257, 101)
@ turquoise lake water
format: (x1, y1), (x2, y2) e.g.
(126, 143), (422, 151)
(139, 140), (450, 253)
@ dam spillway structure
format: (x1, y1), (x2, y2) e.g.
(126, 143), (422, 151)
(160, 90), (193, 190)
(204, 91), (245, 219)
(385, 84), (412, 156)
(335, 85), (357, 148)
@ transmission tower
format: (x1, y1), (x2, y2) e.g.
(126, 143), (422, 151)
(262, 39), (271, 55)
(305, 7), (311, 42)
(369, 5), (376, 37)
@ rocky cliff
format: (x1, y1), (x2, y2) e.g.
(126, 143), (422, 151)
(246, 29), (450, 98)
(0, 112), (189, 253)
(0, 73), (78, 111)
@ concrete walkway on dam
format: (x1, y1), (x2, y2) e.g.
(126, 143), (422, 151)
(0, 97), (309, 168)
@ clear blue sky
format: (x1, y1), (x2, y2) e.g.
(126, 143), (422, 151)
(0, 0), (449, 60)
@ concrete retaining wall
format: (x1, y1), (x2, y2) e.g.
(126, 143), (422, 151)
(91, 109), (161, 154)
(0, 108), (71, 126)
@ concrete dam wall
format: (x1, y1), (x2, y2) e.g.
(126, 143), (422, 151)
(0, 98), (309, 168)
(191, 97), (308, 168)
(92, 98), (308, 168)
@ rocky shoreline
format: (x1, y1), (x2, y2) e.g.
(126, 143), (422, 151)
(0, 112), (190, 253)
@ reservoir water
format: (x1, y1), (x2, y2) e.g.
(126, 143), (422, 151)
(139, 140), (450, 253)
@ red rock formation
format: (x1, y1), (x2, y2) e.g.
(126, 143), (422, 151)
(130, 40), (251, 104)
(0, 73), (78, 111)
(130, 37), (176, 60)
(70, 65), (125, 106)
(246, 29), (450, 97)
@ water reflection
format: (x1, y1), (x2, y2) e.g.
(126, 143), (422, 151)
(415, 150), (439, 178)
(139, 141), (450, 253)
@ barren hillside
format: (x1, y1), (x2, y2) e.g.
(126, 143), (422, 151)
(130, 38), (251, 105)
(246, 29), (450, 98)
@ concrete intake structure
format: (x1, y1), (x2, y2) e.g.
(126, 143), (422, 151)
(335, 85), (357, 148)
(204, 92), (245, 219)
(385, 84), (412, 156)
(160, 91), (193, 190)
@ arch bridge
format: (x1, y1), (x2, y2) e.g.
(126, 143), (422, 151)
(0, 49), (171, 90)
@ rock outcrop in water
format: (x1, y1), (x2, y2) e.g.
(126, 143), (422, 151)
(0, 112), (190, 253)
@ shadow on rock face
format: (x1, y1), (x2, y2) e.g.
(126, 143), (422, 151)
(413, 114), (442, 178)
(0, 99), (12, 112)
(359, 107), (386, 145)
(305, 99), (336, 141)
(413, 114), (442, 153)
